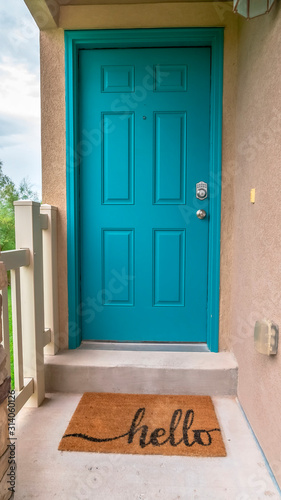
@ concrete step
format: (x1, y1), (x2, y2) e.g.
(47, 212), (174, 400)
(45, 347), (238, 396)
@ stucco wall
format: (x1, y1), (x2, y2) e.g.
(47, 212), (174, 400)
(41, 28), (68, 348)
(232, 2), (281, 486)
(40, 2), (238, 349)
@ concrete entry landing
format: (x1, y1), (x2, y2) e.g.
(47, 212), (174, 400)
(14, 393), (280, 499)
(45, 349), (238, 395)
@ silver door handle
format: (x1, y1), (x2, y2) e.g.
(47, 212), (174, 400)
(196, 209), (207, 220)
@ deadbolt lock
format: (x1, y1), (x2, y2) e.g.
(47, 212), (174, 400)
(196, 181), (208, 200)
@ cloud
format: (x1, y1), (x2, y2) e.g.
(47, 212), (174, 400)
(0, 116), (26, 137)
(0, 126), (41, 196)
(0, 0), (40, 72)
(0, 59), (40, 120)
(0, 0), (41, 195)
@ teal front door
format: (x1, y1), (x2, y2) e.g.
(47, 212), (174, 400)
(79, 47), (211, 342)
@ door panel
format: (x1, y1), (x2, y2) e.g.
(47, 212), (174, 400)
(79, 47), (211, 342)
(153, 229), (185, 307)
(154, 112), (186, 204)
(102, 112), (134, 204)
(102, 229), (134, 306)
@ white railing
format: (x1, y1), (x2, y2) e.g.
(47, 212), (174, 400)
(0, 201), (58, 413)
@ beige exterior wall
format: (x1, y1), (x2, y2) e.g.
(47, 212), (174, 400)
(231, 2), (281, 486)
(41, 28), (68, 348)
(41, 2), (238, 350)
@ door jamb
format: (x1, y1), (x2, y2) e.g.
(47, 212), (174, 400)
(65, 27), (224, 351)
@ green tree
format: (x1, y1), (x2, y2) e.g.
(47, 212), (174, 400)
(18, 177), (39, 202)
(0, 162), (39, 251)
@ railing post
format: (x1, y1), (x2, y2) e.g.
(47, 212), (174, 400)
(40, 204), (59, 355)
(0, 262), (9, 382)
(0, 286), (11, 378)
(14, 201), (45, 407)
(11, 267), (24, 391)
(0, 262), (13, 500)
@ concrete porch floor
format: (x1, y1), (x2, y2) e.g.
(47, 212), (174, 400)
(14, 393), (280, 499)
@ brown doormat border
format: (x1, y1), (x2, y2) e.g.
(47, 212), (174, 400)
(59, 393), (226, 457)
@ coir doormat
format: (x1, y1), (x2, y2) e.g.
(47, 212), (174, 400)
(59, 393), (226, 457)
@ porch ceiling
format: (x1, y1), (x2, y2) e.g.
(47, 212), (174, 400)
(24, 0), (230, 29)
(58, 0), (228, 3)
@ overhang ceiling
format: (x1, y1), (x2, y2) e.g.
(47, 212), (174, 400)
(24, 0), (230, 29)
(57, 0), (228, 3)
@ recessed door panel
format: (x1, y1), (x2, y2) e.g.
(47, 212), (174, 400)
(101, 65), (135, 93)
(153, 230), (185, 306)
(155, 64), (187, 92)
(102, 113), (134, 204)
(102, 229), (134, 306)
(154, 112), (186, 204)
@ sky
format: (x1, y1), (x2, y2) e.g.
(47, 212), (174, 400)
(0, 0), (41, 197)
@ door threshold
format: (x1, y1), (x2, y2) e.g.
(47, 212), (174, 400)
(80, 341), (209, 353)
